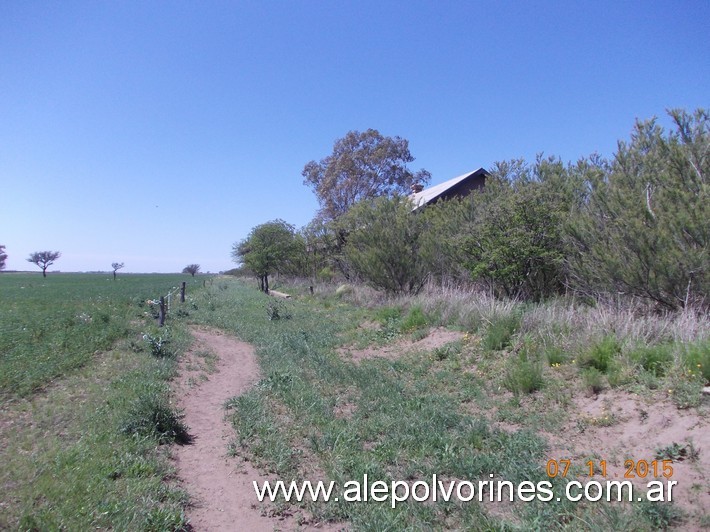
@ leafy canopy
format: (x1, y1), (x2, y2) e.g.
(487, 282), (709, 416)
(344, 196), (430, 294)
(27, 251), (61, 276)
(302, 129), (431, 221)
(567, 109), (709, 309)
(232, 220), (302, 290)
(182, 264), (200, 276)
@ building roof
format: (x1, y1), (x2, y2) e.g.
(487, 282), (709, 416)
(410, 168), (487, 209)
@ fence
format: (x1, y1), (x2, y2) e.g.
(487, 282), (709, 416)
(152, 281), (187, 327)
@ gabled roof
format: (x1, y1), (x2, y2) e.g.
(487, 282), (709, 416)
(410, 168), (487, 209)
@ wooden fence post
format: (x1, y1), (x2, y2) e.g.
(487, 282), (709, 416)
(159, 296), (166, 327)
(181, 282), (186, 303)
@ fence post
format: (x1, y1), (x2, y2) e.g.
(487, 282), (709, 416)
(181, 281), (186, 303)
(159, 296), (166, 327)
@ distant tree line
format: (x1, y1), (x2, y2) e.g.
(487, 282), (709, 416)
(233, 110), (708, 310)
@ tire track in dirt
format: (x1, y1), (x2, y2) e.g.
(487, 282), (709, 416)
(172, 326), (294, 531)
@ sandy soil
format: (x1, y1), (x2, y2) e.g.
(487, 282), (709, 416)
(542, 389), (709, 526)
(174, 323), (707, 530)
(338, 326), (464, 363)
(173, 326), (299, 532)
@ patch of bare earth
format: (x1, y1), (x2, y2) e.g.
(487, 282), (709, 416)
(540, 389), (709, 528)
(174, 326), (338, 531)
(338, 326), (464, 363)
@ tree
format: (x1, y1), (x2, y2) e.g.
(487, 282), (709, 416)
(232, 220), (302, 293)
(567, 109), (709, 309)
(343, 196), (430, 294)
(27, 251), (61, 277)
(111, 262), (125, 280)
(182, 264), (200, 277)
(0, 245), (7, 271)
(460, 177), (568, 300)
(302, 129), (431, 221)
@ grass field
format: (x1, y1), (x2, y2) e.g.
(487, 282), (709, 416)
(188, 277), (709, 530)
(0, 273), (201, 530)
(2, 273), (708, 530)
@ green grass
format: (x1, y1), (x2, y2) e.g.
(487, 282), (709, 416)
(0, 272), (200, 530)
(188, 277), (698, 529)
(0, 273), (202, 398)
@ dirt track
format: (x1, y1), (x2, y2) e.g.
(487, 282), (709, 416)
(173, 326), (293, 531)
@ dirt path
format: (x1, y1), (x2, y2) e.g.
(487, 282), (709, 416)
(173, 326), (294, 532)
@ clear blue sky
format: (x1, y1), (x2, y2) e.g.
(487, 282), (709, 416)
(1, 1), (707, 273)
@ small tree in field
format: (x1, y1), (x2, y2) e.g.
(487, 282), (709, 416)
(0, 245), (7, 271)
(111, 262), (125, 280)
(232, 220), (302, 293)
(183, 264), (200, 277)
(27, 251), (61, 277)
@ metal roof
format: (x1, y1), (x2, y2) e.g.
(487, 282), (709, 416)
(410, 168), (486, 209)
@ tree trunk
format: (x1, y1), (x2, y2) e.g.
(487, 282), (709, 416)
(42, 268), (47, 278)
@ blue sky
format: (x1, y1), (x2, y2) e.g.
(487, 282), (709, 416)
(1, 1), (708, 273)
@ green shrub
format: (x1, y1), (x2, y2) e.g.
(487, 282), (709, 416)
(401, 306), (428, 332)
(668, 369), (704, 409)
(483, 313), (520, 351)
(682, 339), (710, 384)
(504, 356), (544, 395)
(432, 341), (463, 361)
(630, 344), (674, 377)
(582, 367), (606, 394)
(545, 345), (567, 366)
(579, 336), (620, 373)
(317, 266), (336, 282)
(636, 500), (683, 530)
(375, 306), (401, 324)
(121, 392), (190, 444)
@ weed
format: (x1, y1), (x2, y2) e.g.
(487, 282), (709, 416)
(143, 331), (174, 358)
(266, 300), (292, 320)
(579, 335), (620, 373)
(375, 305), (402, 324)
(144, 508), (189, 531)
(483, 313), (520, 351)
(630, 343), (674, 376)
(545, 345), (567, 366)
(504, 356), (544, 395)
(655, 441), (699, 462)
(667, 367), (704, 409)
(431, 341), (462, 361)
(682, 339), (710, 384)
(582, 367), (606, 394)
(636, 500), (683, 529)
(121, 391), (190, 444)
(400, 305), (428, 332)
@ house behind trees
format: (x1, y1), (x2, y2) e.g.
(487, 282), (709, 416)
(410, 168), (488, 209)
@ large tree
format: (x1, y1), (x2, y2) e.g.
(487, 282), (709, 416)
(232, 220), (302, 293)
(0, 245), (7, 271)
(302, 129), (431, 221)
(27, 251), (61, 277)
(182, 264), (200, 277)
